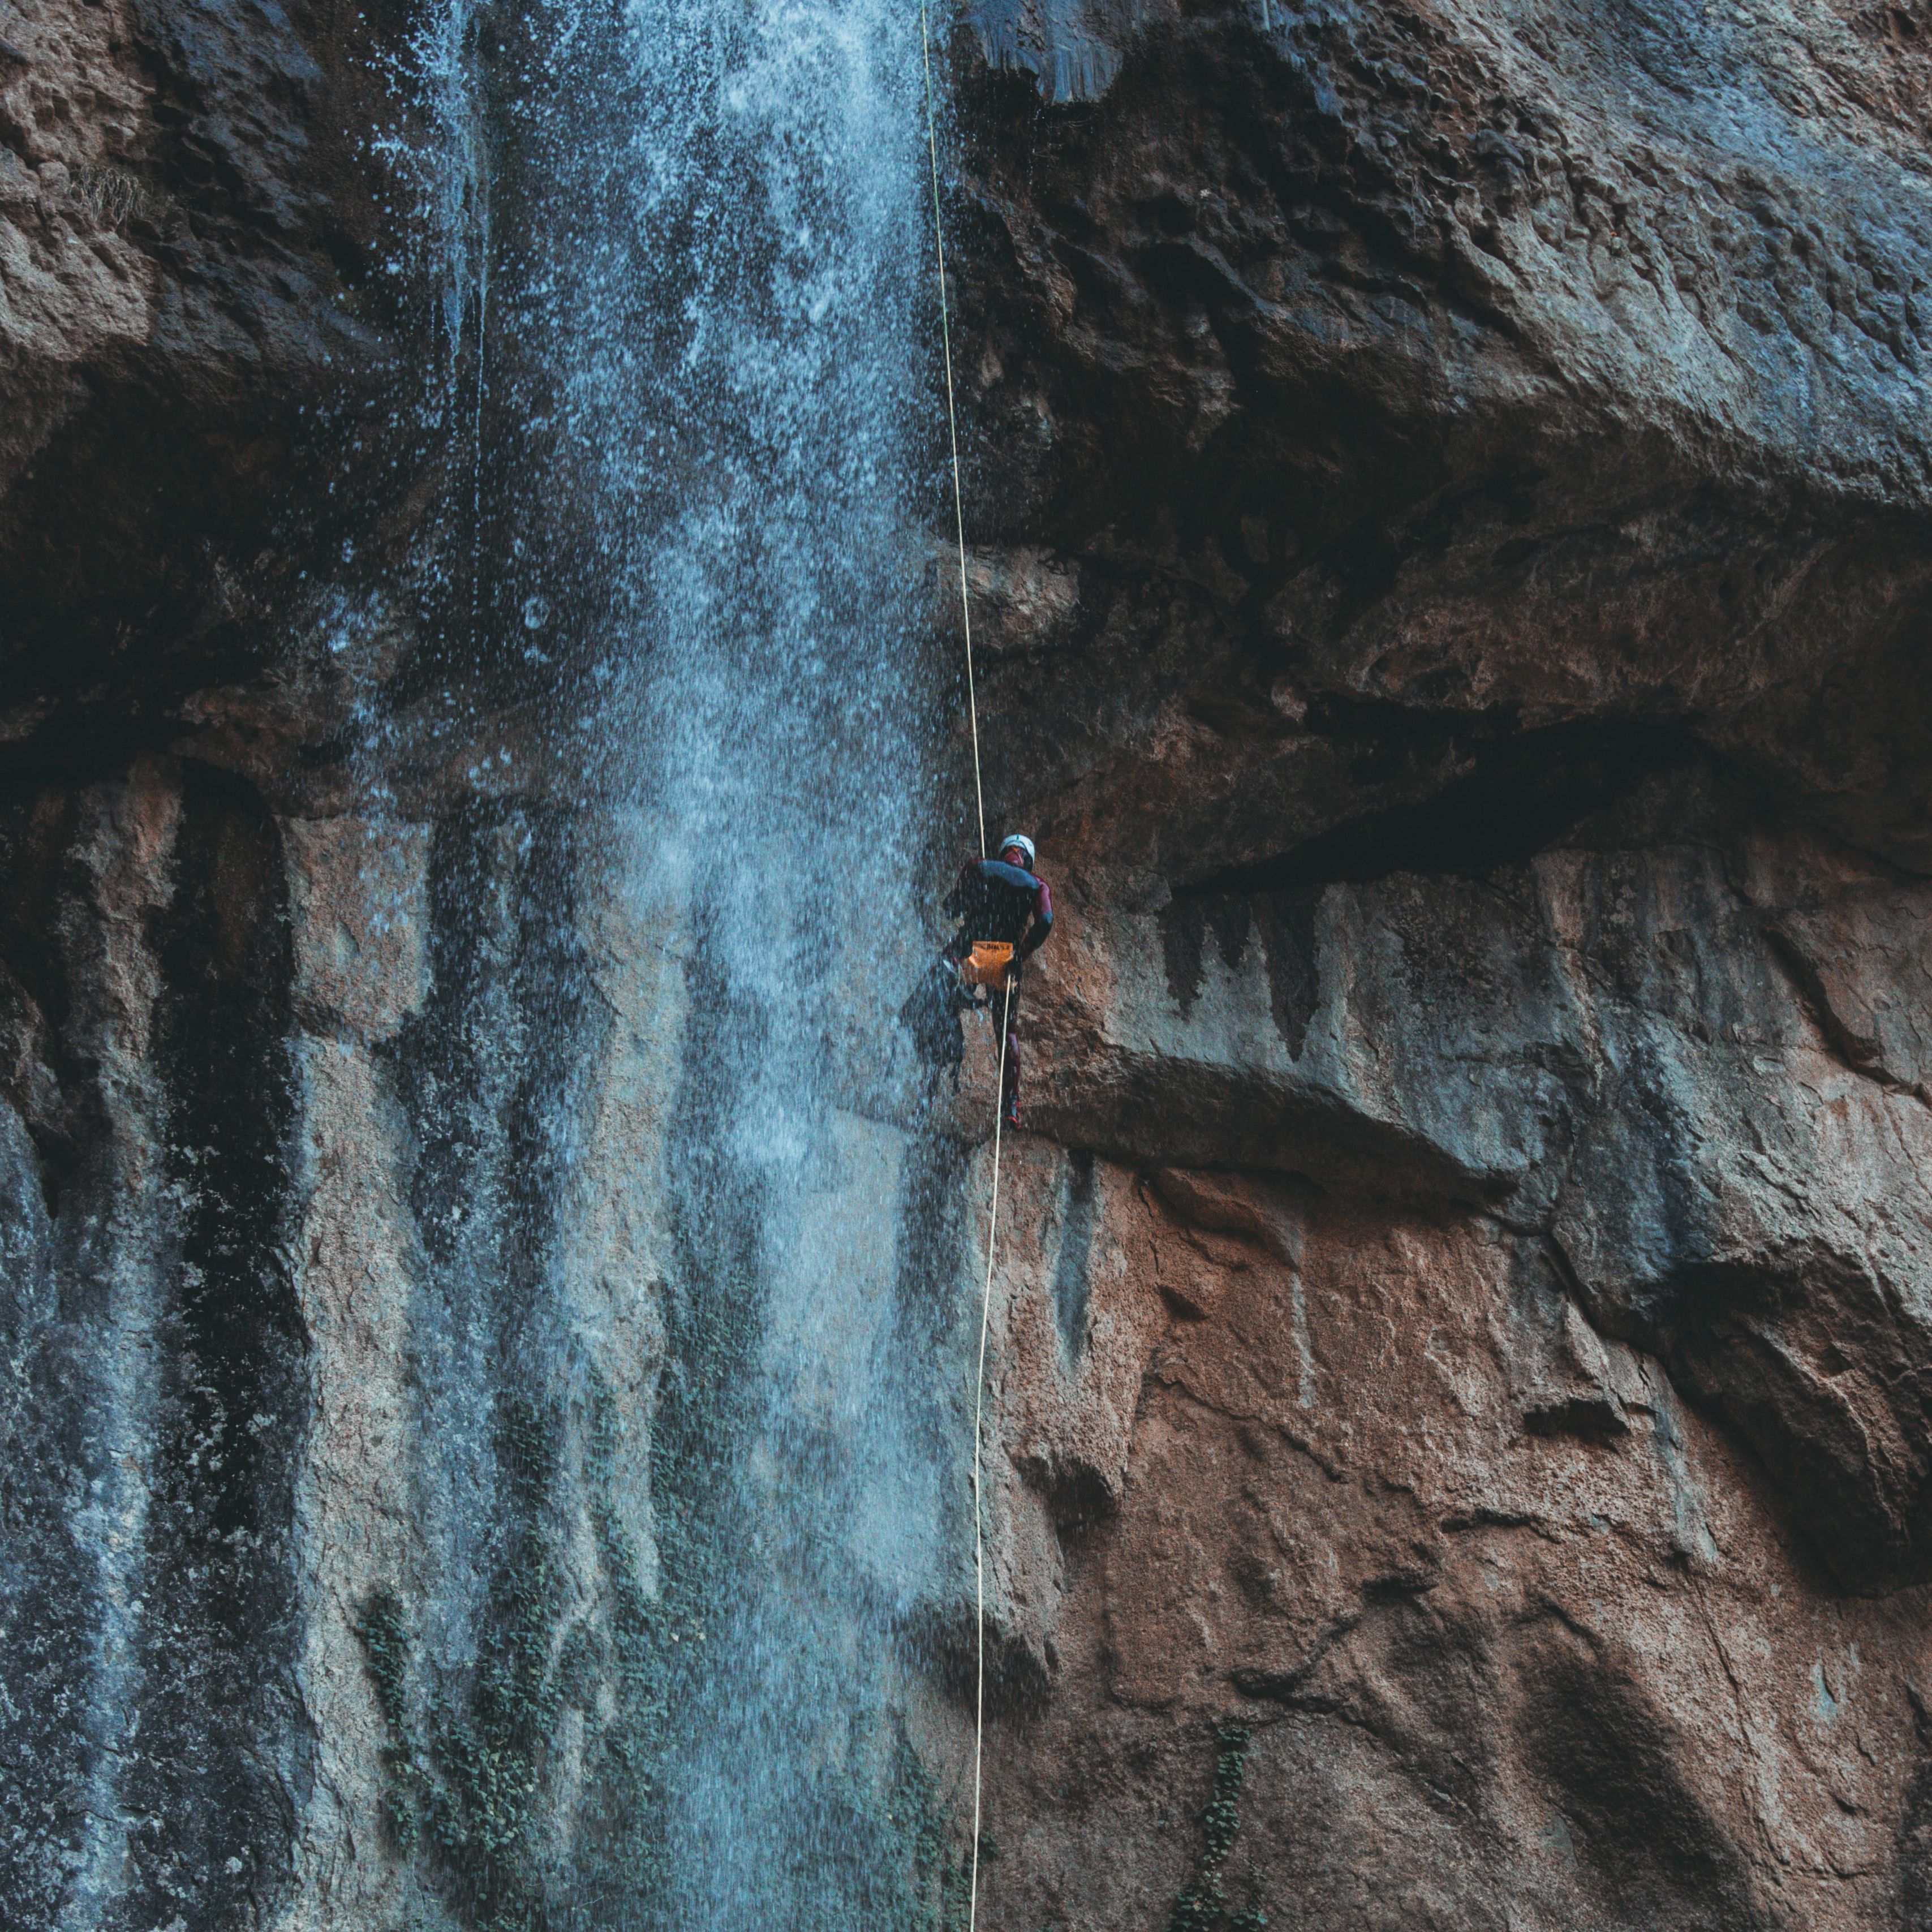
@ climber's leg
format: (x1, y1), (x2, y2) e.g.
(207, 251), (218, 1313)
(998, 982), (1022, 1128)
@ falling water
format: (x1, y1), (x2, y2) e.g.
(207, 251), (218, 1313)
(382, 0), (977, 1921)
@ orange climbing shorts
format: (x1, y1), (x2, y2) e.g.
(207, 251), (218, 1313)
(957, 940), (1015, 988)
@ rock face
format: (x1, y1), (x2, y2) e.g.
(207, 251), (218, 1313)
(950, 0), (1932, 1920)
(9, 0), (1932, 1925)
(0, 0), (402, 758)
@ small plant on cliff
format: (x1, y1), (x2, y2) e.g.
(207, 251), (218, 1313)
(70, 162), (169, 229)
(354, 1587), (427, 1853)
(1168, 1726), (1268, 1932)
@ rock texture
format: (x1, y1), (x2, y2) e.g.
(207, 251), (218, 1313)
(10, 0), (1932, 1925)
(946, 0), (1932, 1921)
(0, 0), (406, 759)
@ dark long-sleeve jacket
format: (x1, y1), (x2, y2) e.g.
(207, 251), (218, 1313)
(945, 857), (1055, 962)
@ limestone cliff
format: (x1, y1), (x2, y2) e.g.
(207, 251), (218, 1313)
(955, 0), (1932, 1921)
(7, 0), (1932, 1926)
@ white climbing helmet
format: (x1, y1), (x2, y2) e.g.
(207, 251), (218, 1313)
(998, 833), (1036, 870)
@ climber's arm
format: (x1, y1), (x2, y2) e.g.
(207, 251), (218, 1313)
(1016, 878), (1054, 961)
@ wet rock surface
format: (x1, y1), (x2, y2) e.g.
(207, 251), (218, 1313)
(8, 0), (1932, 1925)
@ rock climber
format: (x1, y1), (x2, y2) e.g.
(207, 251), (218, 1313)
(943, 833), (1054, 1128)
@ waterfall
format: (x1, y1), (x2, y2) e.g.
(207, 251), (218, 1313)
(378, 0), (975, 1921)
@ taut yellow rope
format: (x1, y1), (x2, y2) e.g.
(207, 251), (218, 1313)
(920, 0), (987, 862)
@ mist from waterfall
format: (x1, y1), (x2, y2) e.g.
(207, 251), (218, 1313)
(387, 0), (976, 1922)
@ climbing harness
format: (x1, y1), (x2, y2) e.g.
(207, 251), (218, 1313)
(919, 6), (1002, 1927)
(959, 939), (1016, 988)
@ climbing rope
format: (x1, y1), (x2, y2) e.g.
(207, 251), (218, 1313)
(967, 983), (1010, 1932)
(919, 7), (1002, 1927)
(921, 0), (987, 863)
